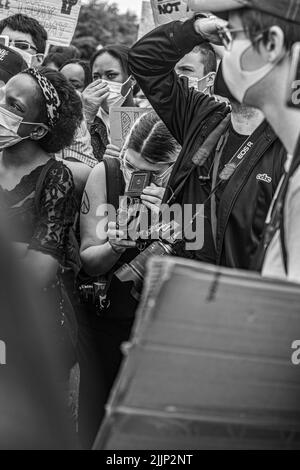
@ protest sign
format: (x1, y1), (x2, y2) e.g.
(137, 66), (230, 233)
(0, 0), (82, 47)
(110, 107), (152, 149)
(138, 1), (156, 39)
(150, 0), (192, 26)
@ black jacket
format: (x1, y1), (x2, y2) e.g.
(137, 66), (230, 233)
(129, 19), (286, 270)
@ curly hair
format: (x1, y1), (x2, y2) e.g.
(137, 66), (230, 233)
(25, 67), (83, 154)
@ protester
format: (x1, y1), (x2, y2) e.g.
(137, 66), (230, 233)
(129, 15), (286, 270)
(0, 67), (82, 376)
(175, 42), (217, 92)
(60, 59), (92, 93)
(188, 1), (300, 282)
(82, 44), (136, 161)
(0, 14), (47, 67)
(77, 111), (181, 448)
(55, 59), (96, 168)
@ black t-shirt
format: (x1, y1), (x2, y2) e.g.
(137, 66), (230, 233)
(215, 123), (249, 215)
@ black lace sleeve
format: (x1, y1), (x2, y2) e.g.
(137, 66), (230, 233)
(29, 161), (76, 265)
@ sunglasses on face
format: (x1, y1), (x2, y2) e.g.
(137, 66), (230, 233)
(9, 40), (37, 53)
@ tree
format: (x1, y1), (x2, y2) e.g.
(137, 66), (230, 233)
(73, 0), (138, 59)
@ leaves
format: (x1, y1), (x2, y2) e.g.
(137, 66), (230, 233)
(72, 0), (139, 60)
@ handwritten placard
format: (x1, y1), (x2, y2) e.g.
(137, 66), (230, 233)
(150, 0), (192, 26)
(0, 0), (82, 47)
(110, 107), (152, 149)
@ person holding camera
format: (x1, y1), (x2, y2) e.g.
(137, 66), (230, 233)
(77, 111), (181, 448)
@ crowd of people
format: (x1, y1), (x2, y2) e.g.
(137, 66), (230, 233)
(0, 0), (300, 449)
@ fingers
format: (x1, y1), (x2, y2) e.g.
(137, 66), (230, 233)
(142, 184), (165, 200)
(104, 144), (121, 159)
(140, 193), (162, 206)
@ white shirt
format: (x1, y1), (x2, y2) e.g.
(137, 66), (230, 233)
(262, 154), (300, 283)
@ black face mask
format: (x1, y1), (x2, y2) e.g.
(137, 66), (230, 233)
(214, 61), (236, 103)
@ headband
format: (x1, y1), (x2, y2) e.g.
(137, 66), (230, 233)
(23, 68), (61, 129)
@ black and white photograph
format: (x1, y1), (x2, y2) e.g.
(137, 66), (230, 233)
(0, 0), (299, 454)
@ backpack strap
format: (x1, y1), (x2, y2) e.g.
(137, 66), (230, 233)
(103, 156), (125, 209)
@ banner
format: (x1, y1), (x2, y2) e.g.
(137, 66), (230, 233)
(138, 1), (156, 40)
(110, 107), (152, 149)
(150, 0), (192, 26)
(0, 0), (82, 47)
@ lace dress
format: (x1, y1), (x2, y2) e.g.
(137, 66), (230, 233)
(0, 158), (77, 269)
(0, 158), (78, 370)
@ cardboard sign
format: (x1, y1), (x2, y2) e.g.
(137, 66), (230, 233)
(110, 107), (152, 149)
(0, 0), (82, 47)
(95, 257), (300, 450)
(150, 0), (192, 26)
(138, 0), (156, 39)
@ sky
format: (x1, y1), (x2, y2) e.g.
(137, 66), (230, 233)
(107, 0), (144, 16)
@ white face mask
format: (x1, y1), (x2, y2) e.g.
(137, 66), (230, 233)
(223, 39), (278, 104)
(101, 76), (133, 111)
(0, 105), (48, 151)
(183, 73), (213, 94)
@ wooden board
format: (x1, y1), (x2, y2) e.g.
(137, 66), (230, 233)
(94, 258), (300, 450)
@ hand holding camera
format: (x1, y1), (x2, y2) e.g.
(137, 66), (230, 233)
(107, 221), (136, 255)
(140, 183), (166, 215)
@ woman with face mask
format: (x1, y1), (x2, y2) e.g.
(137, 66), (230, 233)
(0, 67), (83, 381)
(78, 111), (181, 448)
(82, 44), (136, 162)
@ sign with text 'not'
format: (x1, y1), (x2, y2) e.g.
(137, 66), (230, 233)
(150, 0), (192, 26)
(0, 0), (81, 47)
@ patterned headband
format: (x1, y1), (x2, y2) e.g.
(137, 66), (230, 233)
(23, 68), (61, 129)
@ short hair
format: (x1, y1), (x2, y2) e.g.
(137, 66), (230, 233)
(25, 67), (83, 153)
(59, 59), (92, 89)
(239, 8), (300, 51)
(193, 43), (217, 75)
(90, 44), (130, 77)
(0, 14), (47, 54)
(127, 111), (181, 164)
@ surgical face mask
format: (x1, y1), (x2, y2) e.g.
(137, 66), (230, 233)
(214, 61), (236, 102)
(181, 73), (213, 94)
(101, 76), (133, 111)
(0, 105), (48, 151)
(222, 39), (279, 104)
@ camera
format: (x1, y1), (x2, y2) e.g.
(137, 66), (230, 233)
(117, 170), (154, 243)
(125, 170), (153, 198)
(78, 279), (111, 314)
